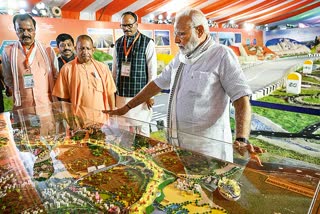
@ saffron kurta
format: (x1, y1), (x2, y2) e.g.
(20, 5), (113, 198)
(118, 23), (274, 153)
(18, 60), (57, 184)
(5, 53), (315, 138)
(2, 41), (59, 110)
(53, 59), (116, 113)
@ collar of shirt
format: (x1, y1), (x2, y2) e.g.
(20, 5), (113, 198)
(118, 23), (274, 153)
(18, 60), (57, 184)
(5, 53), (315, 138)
(125, 31), (139, 46)
(61, 54), (75, 63)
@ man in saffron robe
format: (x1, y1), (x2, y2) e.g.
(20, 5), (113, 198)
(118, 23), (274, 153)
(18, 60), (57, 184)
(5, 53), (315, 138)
(2, 14), (59, 111)
(53, 35), (116, 117)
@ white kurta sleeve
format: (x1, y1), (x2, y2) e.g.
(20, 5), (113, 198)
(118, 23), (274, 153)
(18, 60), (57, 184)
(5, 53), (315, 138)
(112, 47), (118, 82)
(145, 40), (157, 83)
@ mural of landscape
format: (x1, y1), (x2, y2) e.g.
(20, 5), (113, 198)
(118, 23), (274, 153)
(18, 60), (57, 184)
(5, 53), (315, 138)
(264, 26), (320, 56)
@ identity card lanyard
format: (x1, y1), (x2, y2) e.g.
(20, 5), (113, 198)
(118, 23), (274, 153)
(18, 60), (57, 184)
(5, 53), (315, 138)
(121, 32), (140, 77)
(22, 44), (35, 89)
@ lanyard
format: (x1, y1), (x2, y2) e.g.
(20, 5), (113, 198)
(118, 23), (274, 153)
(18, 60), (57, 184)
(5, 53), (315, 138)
(123, 32), (140, 62)
(22, 43), (35, 68)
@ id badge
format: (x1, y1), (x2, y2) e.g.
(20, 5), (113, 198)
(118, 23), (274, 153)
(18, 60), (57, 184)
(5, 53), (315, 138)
(121, 62), (131, 77)
(29, 114), (40, 127)
(23, 74), (34, 88)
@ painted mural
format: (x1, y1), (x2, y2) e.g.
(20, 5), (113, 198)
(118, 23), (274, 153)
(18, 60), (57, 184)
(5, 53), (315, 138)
(264, 27), (320, 56)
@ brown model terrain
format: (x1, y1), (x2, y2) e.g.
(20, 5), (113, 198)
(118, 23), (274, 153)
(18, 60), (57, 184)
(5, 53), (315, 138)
(153, 150), (186, 174)
(212, 166), (318, 213)
(81, 165), (147, 206)
(0, 131), (44, 213)
(56, 143), (117, 175)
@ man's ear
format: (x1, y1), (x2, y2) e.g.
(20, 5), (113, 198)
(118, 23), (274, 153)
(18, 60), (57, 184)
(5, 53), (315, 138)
(196, 25), (204, 38)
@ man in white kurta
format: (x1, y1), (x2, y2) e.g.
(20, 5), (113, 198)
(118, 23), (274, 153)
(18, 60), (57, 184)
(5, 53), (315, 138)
(154, 37), (252, 161)
(107, 8), (264, 164)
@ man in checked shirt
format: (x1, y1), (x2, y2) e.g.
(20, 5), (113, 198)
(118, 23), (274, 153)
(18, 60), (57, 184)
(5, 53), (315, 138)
(112, 11), (157, 137)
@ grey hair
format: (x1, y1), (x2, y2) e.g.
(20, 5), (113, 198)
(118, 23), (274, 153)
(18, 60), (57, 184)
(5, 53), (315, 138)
(175, 8), (209, 34)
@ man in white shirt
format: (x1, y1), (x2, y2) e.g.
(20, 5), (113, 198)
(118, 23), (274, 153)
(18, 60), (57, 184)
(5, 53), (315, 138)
(107, 8), (264, 165)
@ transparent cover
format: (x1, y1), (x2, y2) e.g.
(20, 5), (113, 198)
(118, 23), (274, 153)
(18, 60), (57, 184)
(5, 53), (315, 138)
(0, 102), (318, 213)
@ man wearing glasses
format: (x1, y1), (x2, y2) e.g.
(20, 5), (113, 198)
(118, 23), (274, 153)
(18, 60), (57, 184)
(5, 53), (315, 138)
(2, 13), (59, 111)
(112, 11), (157, 137)
(107, 8), (265, 165)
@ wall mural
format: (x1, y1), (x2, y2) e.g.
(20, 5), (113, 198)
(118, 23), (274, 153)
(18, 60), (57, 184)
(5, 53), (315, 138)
(87, 28), (114, 49)
(218, 32), (235, 46)
(154, 30), (170, 46)
(140, 30), (153, 40)
(264, 26), (320, 56)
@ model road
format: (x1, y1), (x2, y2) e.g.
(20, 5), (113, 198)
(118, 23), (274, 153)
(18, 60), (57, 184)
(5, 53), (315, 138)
(152, 56), (317, 128)
(244, 57), (310, 92)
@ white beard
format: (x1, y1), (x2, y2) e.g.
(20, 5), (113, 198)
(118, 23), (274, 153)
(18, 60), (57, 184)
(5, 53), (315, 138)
(179, 32), (201, 55)
(179, 35), (215, 65)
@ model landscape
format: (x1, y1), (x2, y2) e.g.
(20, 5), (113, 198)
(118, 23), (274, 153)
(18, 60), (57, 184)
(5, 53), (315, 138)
(0, 113), (244, 214)
(0, 106), (319, 213)
(246, 59), (320, 170)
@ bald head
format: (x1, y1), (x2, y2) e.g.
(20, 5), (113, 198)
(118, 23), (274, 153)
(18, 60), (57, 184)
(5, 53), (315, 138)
(76, 35), (94, 46)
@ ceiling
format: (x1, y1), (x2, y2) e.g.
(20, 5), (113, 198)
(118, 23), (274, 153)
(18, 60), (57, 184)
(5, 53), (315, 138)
(2, 0), (320, 29)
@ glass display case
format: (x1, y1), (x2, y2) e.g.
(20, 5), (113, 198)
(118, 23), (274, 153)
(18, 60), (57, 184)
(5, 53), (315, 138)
(0, 102), (319, 214)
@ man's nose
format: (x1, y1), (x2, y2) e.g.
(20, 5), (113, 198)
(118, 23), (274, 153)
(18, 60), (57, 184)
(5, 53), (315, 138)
(83, 49), (90, 54)
(174, 35), (181, 44)
(22, 30), (30, 35)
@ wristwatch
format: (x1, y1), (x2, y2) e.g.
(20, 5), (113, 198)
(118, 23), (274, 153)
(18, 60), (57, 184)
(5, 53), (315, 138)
(235, 137), (250, 144)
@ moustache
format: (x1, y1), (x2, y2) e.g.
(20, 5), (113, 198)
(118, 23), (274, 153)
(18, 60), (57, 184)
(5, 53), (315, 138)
(124, 30), (131, 33)
(64, 49), (72, 53)
(22, 36), (31, 40)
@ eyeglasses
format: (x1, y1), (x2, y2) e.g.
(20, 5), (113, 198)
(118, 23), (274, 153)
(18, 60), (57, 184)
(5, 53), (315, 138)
(16, 28), (35, 34)
(120, 21), (136, 29)
(174, 26), (198, 39)
(174, 31), (188, 39)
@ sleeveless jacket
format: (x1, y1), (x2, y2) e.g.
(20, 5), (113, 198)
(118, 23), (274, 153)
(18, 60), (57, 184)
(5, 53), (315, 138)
(114, 32), (152, 97)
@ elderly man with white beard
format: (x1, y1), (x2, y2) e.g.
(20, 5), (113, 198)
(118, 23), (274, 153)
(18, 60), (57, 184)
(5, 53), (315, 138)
(106, 8), (265, 165)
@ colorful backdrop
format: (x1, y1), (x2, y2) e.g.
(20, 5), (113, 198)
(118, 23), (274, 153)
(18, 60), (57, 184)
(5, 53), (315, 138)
(0, 15), (263, 56)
